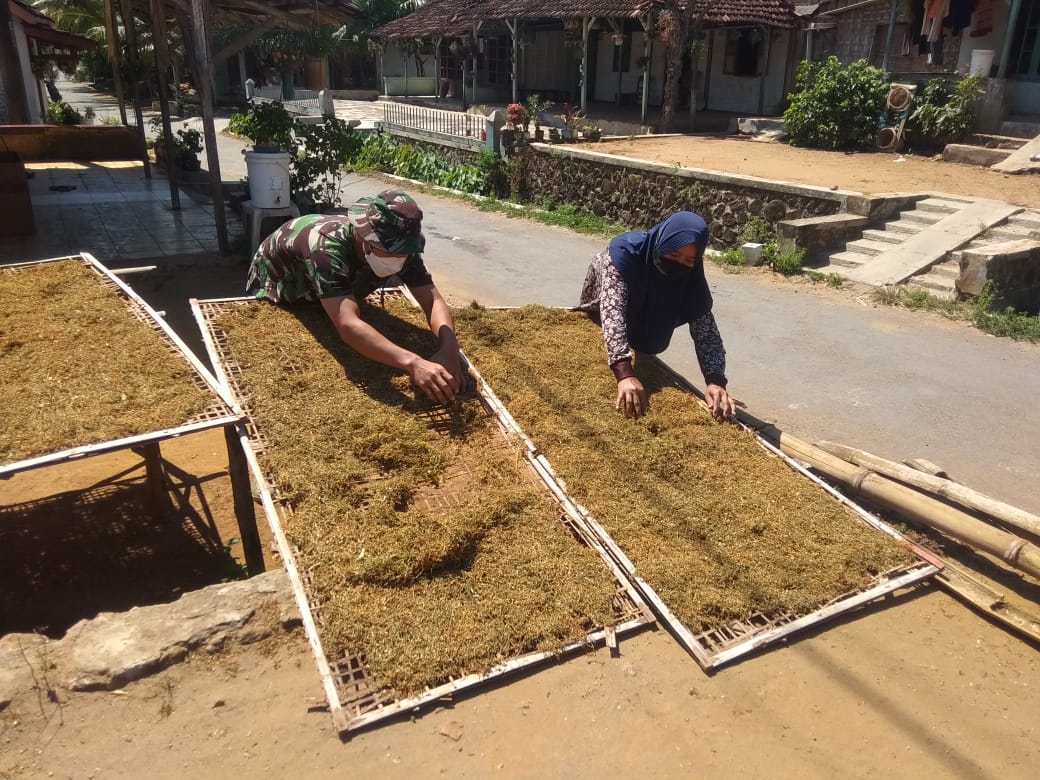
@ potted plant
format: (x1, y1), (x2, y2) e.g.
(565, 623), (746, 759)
(240, 102), (297, 209)
(556, 102), (586, 140)
(524, 93), (550, 141)
(579, 124), (602, 142)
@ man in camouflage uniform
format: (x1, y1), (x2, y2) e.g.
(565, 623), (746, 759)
(247, 189), (461, 404)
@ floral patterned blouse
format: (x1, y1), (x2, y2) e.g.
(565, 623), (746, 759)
(576, 249), (727, 387)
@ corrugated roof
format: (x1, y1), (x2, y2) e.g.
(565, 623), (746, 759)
(374, 0), (795, 39)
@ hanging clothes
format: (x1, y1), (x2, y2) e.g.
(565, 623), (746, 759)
(945, 0), (975, 34)
(922, 0), (951, 43)
(970, 0), (994, 38)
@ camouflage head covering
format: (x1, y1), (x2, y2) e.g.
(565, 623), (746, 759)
(347, 189), (426, 256)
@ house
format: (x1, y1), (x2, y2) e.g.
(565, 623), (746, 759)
(0, 0), (94, 123)
(372, 1), (799, 122)
(800, 0), (1039, 132)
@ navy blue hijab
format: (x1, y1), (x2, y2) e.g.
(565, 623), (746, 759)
(608, 211), (712, 355)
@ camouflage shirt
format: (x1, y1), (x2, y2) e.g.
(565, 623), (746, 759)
(246, 214), (433, 303)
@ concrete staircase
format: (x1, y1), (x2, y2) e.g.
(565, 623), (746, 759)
(813, 195), (969, 276)
(908, 209), (1040, 298)
(813, 195), (1023, 288)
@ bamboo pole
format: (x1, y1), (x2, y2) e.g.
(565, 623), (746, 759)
(817, 441), (1040, 541)
(756, 430), (1040, 581)
(102, 0), (128, 125)
(149, 0), (180, 210)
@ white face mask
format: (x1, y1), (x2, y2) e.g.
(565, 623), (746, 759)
(363, 247), (407, 278)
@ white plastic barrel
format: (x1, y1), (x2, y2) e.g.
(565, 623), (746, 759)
(969, 49), (994, 77)
(243, 150), (291, 208)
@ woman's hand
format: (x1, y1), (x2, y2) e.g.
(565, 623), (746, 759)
(616, 377), (647, 418)
(705, 383), (736, 421)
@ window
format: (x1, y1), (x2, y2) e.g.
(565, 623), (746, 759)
(723, 29), (762, 77)
(483, 36), (512, 86)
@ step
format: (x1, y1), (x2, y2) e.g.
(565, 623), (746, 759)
(828, 250), (874, 268)
(907, 276), (958, 300)
(899, 211), (944, 226)
(986, 226), (1036, 242)
(846, 238), (896, 256)
(1008, 213), (1040, 232)
(861, 228), (905, 244)
(926, 261), (960, 280)
(878, 220), (922, 235)
(915, 196), (970, 213)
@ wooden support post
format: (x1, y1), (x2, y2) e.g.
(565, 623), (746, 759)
(0, 0), (31, 123)
(188, 0), (230, 253)
(103, 0), (128, 125)
(118, 0), (150, 178)
(139, 441), (168, 517)
(224, 425), (264, 574)
(150, 0), (180, 210)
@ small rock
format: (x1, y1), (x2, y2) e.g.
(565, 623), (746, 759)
(436, 720), (464, 741)
(212, 699), (226, 708)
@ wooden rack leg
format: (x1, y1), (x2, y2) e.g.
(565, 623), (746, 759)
(139, 442), (168, 517)
(224, 426), (265, 573)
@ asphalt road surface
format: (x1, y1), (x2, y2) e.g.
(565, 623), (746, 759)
(333, 175), (1040, 516)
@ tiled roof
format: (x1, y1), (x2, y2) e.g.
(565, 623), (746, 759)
(374, 1), (795, 38)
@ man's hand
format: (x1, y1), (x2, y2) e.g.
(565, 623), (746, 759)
(705, 383), (736, 421)
(430, 345), (463, 392)
(616, 377), (647, 419)
(408, 355), (459, 405)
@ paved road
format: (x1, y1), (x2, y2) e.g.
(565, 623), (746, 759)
(56, 77), (1040, 515)
(332, 176), (1040, 516)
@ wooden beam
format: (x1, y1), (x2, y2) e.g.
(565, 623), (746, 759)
(118, 0), (151, 178)
(102, 0), (129, 125)
(188, 0), (231, 252)
(212, 15), (280, 66)
(0, 0), (31, 123)
(150, 0), (181, 209)
(224, 425), (264, 573)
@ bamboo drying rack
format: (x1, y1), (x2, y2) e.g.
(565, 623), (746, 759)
(455, 303), (941, 669)
(1, 254), (265, 573)
(190, 294), (654, 736)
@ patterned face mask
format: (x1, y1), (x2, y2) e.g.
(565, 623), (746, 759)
(363, 246), (407, 278)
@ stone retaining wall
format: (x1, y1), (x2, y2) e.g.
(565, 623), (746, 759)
(382, 130), (856, 246)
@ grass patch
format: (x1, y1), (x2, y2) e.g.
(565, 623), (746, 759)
(873, 282), (1040, 342)
(213, 300), (618, 696)
(0, 260), (212, 463)
(438, 305), (914, 632)
(806, 271), (845, 288)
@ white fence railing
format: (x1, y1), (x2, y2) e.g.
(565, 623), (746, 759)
(382, 102), (486, 140)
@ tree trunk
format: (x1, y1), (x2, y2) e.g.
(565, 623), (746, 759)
(659, 7), (690, 134)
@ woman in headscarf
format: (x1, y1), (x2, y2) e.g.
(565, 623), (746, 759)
(575, 211), (735, 420)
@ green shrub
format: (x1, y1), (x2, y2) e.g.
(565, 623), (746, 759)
(150, 116), (203, 171)
(783, 57), (888, 149)
(770, 244), (805, 275)
(46, 100), (82, 125)
(292, 117), (363, 211)
(909, 75), (984, 146)
(738, 216), (774, 244)
(718, 247), (747, 266)
(353, 133), (494, 197)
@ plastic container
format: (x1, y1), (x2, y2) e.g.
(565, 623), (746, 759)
(969, 49), (994, 78)
(243, 150), (291, 208)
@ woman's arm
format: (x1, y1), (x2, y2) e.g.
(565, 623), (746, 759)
(600, 262), (647, 417)
(689, 312), (735, 419)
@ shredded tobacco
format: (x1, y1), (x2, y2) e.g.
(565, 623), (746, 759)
(213, 299), (618, 696)
(446, 303), (915, 633)
(0, 260), (212, 464)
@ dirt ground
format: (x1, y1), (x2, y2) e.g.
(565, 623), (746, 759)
(2, 156), (1039, 777)
(2, 342), (1038, 779)
(591, 136), (1040, 209)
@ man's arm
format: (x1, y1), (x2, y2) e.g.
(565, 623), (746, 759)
(409, 283), (462, 391)
(320, 293), (459, 404)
